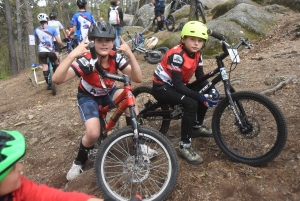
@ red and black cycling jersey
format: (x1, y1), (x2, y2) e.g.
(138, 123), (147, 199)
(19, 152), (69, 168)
(71, 50), (128, 96)
(152, 44), (205, 100)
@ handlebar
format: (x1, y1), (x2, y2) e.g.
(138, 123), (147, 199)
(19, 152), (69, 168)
(88, 42), (130, 84)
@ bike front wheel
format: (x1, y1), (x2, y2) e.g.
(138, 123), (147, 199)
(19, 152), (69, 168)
(165, 14), (175, 31)
(94, 126), (178, 201)
(212, 91), (287, 166)
(147, 47), (169, 64)
(133, 86), (171, 134)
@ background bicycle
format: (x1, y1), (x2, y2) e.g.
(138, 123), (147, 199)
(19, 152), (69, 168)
(125, 31), (169, 64)
(133, 30), (288, 166)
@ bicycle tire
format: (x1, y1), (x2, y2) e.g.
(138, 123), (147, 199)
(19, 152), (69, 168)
(196, 1), (206, 24)
(50, 69), (56, 96)
(152, 18), (158, 33)
(94, 126), (178, 201)
(133, 86), (171, 134)
(147, 47), (169, 64)
(166, 14), (175, 31)
(212, 91), (287, 166)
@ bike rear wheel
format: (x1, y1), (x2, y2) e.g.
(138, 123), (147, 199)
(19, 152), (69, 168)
(196, 1), (206, 24)
(212, 91), (287, 166)
(146, 47), (169, 64)
(94, 126), (178, 201)
(133, 86), (171, 135)
(165, 14), (175, 31)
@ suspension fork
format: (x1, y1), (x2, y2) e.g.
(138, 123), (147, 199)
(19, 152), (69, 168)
(128, 106), (142, 162)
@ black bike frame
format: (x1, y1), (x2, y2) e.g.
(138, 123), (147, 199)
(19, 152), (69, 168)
(139, 38), (252, 130)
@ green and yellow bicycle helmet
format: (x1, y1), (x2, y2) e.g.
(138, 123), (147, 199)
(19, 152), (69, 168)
(181, 21), (208, 42)
(0, 130), (26, 182)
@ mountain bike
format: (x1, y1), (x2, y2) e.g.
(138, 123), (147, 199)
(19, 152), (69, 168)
(88, 42), (178, 201)
(125, 31), (169, 64)
(169, 0), (187, 14)
(132, 30), (288, 166)
(152, 11), (176, 33)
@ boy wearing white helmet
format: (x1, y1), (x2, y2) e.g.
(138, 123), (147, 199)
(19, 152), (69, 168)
(34, 13), (65, 90)
(152, 21), (220, 164)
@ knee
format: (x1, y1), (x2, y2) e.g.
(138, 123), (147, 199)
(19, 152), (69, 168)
(85, 127), (100, 142)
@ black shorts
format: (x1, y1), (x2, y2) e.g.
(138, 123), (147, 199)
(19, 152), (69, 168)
(38, 52), (58, 64)
(53, 41), (61, 52)
(155, 9), (164, 18)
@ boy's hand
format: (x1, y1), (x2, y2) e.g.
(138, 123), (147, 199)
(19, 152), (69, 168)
(116, 36), (132, 57)
(69, 36), (90, 58)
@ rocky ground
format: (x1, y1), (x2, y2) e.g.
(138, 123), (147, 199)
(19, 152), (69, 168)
(1, 8), (300, 201)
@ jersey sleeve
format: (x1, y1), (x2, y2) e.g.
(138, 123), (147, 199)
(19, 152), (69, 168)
(116, 53), (129, 71)
(195, 54), (205, 80)
(71, 54), (94, 77)
(14, 176), (95, 201)
(59, 21), (64, 29)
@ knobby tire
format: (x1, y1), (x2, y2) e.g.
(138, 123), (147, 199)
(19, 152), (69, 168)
(212, 91), (287, 166)
(147, 47), (169, 64)
(94, 126), (178, 201)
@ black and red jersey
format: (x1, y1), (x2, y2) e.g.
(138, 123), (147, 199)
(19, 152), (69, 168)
(71, 50), (128, 96)
(152, 44), (204, 100)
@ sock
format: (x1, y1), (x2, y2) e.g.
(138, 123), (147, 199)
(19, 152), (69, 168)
(43, 70), (50, 85)
(75, 141), (94, 165)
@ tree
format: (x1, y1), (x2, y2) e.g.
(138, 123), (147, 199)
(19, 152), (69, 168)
(4, 0), (18, 75)
(15, 0), (25, 71)
(24, 1), (36, 67)
(188, 0), (196, 21)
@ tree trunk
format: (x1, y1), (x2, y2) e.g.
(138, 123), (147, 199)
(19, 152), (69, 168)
(95, 1), (101, 20)
(16, 0), (25, 71)
(188, 0), (196, 21)
(24, 0), (37, 67)
(4, 0), (18, 75)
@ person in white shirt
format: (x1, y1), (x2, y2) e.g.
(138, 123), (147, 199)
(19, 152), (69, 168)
(48, 12), (67, 58)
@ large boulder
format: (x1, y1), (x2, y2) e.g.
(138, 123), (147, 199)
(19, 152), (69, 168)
(262, 0), (300, 12)
(203, 3), (276, 56)
(132, 4), (155, 27)
(211, 0), (259, 19)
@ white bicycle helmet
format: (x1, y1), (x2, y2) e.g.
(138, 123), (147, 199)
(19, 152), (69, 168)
(37, 13), (49, 22)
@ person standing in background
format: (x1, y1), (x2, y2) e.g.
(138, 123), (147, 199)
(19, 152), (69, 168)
(108, 0), (124, 48)
(48, 12), (67, 59)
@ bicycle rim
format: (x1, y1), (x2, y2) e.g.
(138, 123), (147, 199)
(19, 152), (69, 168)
(212, 91), (287, 166)
(95, 126), (178, 200)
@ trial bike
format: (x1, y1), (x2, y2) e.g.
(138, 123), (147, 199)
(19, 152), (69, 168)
(125, 31), (169, 64)
(87, 42), (178, 201)
(132, 30), (288, 166)
(152, 11), (176, 33)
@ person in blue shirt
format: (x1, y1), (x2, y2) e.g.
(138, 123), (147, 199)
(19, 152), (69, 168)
(34, 13), (64, 90)
(151, 0), (166, 32)
(69, 0), (95, 43)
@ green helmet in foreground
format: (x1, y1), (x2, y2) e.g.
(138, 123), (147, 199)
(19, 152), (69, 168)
(0, 130), (26, 182)
(181, 21), (208, 41)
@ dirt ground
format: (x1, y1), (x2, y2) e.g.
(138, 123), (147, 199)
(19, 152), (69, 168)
(1, 8), (300, 201)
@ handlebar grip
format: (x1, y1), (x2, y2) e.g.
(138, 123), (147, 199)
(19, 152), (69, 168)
(207, 29), (225, 41)
(89, 42), (97, 60)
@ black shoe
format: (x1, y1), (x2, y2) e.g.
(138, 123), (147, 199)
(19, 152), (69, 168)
(47, 85), (52, 90)
(190, 125), (213, 138)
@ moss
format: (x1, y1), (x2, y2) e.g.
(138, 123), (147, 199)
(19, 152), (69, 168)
(211, 0), (235, 19)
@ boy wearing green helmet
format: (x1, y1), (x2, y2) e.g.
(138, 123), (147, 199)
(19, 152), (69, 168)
(152, 21), (220, 164)
(0, 130), (105, 201)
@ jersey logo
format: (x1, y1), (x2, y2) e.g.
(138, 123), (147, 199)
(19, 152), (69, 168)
(173, 54), (183, 64)
(78, 57), (89, 66)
